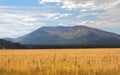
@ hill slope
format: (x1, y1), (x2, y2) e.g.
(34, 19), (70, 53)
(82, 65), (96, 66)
(14, 26), (120, 47)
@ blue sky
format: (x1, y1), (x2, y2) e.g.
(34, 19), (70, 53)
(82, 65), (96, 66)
(0, 0), (120, 38)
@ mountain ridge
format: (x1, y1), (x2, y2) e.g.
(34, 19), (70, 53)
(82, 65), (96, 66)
(12, 25), (120, 46)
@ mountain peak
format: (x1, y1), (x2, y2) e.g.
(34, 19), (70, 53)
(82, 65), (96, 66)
(41, 25), (87, 29)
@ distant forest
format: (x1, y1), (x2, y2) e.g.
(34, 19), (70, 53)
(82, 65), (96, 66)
(0, 39), (120, 49)
(0, 39), (26, 49)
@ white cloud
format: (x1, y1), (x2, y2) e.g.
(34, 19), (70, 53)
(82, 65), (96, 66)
(77, 20), (120, 28)
(80, 9), (88, 12)
(39, 0), (120, 10)
(98, 4), (120, 22)
(41, 13), (72, 20)
(77, 12), (99, 19)
(39, 0), (120, 30)
(22, 18), (38, 22)
(0, 6), (73, 38)
(0, 7), (46, 38)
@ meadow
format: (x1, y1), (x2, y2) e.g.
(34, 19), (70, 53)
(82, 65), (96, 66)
(0, 48), (120, 75)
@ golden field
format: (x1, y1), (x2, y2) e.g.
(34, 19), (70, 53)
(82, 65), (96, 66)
(0, 48), (120, 75)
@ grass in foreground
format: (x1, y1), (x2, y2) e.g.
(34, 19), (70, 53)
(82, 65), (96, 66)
(0, 48), (120, 75)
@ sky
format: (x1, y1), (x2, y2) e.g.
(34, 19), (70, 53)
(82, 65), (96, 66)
(0, 0), (120, 38)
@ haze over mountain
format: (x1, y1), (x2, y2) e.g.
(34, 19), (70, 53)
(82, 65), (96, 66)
(12, 25), (120, 46)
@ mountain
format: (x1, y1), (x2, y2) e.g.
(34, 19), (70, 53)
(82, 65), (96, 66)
(13, 25), (120, 47)
(0, 39), (26, 49)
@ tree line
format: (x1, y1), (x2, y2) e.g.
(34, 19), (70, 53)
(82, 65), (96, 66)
(0, 39), (120, 49)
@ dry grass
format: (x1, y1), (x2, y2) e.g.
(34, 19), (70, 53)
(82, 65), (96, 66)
(0, 48), (120, 75)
